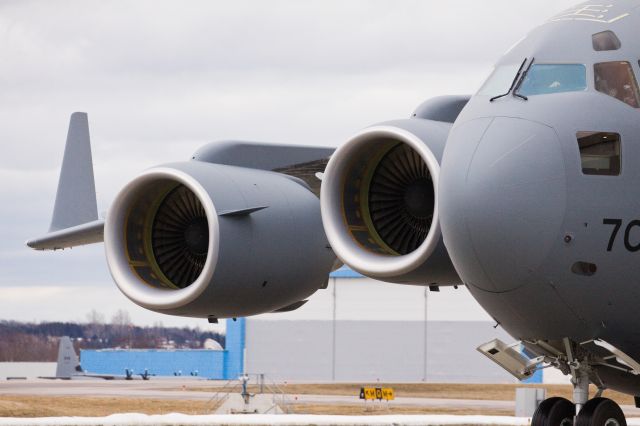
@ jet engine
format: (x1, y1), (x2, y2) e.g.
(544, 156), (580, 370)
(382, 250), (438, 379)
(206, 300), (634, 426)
(320, 118), (460, 285)
(104, 161), (335, 319)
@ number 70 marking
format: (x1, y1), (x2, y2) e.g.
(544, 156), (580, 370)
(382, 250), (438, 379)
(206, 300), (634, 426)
(604, 218), (640, 252)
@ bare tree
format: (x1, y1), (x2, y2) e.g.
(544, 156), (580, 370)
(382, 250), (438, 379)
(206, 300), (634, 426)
(86, 309), (105, 324)
(111, 309), (133, 348)
(0, 319), (223, 358)
(85, 310), (106, 346)
(111, 309), (132, 327)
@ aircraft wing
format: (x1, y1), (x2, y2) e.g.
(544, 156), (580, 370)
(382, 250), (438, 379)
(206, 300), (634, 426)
(29, 98), (468, 320)
(26, 114), (334, 251)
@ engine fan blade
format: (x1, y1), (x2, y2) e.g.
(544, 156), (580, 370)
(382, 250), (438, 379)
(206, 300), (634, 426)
(368, 144), (434, 255)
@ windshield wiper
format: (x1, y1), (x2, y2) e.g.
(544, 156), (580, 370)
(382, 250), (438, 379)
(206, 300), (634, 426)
(490, 58), (528, 102)
(513, 57), (535, 101)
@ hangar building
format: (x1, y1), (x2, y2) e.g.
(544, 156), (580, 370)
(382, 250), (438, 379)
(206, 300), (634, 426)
(82, 267), (547, 383)
(81, 317), (244, 379)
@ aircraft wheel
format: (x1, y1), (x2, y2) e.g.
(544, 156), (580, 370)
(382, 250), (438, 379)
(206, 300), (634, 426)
(531, 396), (574, 426)
(576, 397), (626, 426)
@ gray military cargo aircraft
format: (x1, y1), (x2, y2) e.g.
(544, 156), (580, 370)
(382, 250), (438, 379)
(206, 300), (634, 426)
(39, 336), (150, 380)
(27, 1), (640, 424)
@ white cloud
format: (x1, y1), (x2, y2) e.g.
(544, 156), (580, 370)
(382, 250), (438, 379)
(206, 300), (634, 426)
(2, 285), (70, 302)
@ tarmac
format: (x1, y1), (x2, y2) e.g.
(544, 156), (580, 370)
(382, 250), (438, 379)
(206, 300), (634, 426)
(4, 413), (640, 426)
(2, 378), (640, 418)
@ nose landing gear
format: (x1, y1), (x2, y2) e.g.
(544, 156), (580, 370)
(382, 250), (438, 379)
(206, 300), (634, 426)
(526, 338), (627, 425)
(478, 336), (633, 425)
(532, 396), (626, 426)
(532, 344), (627, 426)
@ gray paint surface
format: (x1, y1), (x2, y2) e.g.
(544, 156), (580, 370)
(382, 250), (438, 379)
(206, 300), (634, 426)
(245, 320), (514, 383)
(49, 112), (97, 231)
(436, 0), (640, 396)
(55, 336), (80, 379)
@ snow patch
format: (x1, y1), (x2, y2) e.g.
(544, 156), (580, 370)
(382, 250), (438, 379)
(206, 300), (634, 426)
(1, 413), (640, 426)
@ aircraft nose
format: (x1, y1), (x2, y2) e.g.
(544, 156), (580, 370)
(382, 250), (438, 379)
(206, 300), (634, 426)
(439, 117), (566, 293)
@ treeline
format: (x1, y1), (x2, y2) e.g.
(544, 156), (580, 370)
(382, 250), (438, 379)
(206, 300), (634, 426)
(0, 310), (224, 362)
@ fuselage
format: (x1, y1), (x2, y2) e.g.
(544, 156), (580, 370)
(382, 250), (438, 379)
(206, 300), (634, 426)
(440, 0), (640, 358)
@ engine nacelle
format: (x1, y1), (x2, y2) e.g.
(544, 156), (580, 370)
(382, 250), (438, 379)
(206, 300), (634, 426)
(320, 118), (460, 285)
(104, 161), (335, 319)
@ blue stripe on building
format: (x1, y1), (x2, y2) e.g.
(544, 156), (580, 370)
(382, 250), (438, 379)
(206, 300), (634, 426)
(223, 317), (245, 379)
(80, 317), (245, 380)
(329, 266), (363, 278)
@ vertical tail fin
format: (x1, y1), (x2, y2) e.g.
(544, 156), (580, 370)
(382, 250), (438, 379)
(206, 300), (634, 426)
(27, 113), (104, 250)
(55, 336), (82, 379)
(49, 112), (98, 231)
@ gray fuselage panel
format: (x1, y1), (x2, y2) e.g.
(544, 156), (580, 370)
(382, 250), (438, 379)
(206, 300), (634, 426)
(440, 1), (640, 359)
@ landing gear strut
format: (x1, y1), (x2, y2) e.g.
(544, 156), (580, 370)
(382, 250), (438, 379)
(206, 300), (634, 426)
(531, 339), (627, 426)
(478, 336), (633, 425)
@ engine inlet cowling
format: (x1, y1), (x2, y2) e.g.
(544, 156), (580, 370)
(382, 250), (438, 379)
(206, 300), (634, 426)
(321, 119), (460, 285)
(105, 167), (219, 311)
(105, 160), (336, 318)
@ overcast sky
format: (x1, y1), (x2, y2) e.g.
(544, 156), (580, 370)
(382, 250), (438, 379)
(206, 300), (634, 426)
(0, 1), (578, 330)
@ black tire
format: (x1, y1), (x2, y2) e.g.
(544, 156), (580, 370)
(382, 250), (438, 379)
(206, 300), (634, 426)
(532, 397), (575, 426)
(576, 397), (626, 426)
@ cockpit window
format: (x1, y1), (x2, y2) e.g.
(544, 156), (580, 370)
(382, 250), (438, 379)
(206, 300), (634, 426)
(594, 61), (640, 108)
(518, 64), (587, 96)
(592, 31), (621, 51)
(477, 64), (521, 96)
